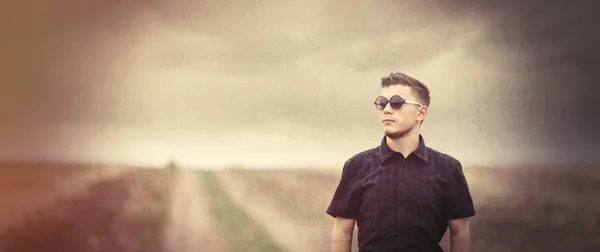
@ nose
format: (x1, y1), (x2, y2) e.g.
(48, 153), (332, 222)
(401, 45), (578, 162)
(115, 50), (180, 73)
(383, 102), (394, 114)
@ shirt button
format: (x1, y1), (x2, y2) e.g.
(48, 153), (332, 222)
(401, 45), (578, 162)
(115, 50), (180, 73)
(400, 182), (405, 186)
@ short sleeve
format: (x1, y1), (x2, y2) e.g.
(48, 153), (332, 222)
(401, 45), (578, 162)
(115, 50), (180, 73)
(326, 160), (361, 219)
(443, 159), (476, 220)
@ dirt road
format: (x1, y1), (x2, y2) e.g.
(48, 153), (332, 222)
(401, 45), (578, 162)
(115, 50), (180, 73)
(163, 170), (230, 252)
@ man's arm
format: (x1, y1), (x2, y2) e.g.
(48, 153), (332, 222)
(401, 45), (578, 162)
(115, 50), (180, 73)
(326, 159), (360, 252)
(443, 159), (476, 252)
(448, 217), (470, 252)
(331, 217), (355, 252)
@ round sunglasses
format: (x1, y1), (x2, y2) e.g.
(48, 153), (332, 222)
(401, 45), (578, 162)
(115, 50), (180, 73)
(374, 95), (425, 110)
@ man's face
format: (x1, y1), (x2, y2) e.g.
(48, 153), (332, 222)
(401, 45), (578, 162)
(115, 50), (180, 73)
(376, 85), (427, 138)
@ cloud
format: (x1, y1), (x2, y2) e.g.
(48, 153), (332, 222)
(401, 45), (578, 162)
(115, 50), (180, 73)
(2, 0), (598, 166)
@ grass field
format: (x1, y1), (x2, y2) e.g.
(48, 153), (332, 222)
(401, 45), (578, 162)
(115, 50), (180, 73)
(212, 165), (600, 252)
(215, 168), (356, 252)
(0, 163), (174, 252)
(0, 162), (122, 230)
(201, 171), (284, 252)
(1, 162), (598, 252)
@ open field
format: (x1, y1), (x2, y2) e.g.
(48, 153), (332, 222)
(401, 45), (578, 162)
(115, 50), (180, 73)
(163, 170), (231, 252)
(2, 162), (598, 252)
(216, 168), (354, 252)
(213, 165), (600, 252)
(0, 162), (126, 230)
(201, 171), (283, 252)
(0, 163), (174, 252)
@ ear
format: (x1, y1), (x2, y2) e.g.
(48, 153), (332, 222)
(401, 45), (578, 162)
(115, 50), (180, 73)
(417, 106), (428, 122)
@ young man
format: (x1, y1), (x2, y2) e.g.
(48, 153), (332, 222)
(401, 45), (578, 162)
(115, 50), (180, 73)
(326, 73), (476, 252)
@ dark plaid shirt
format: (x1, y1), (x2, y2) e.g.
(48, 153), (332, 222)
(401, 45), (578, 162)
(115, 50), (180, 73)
(326, 134), (476, 252)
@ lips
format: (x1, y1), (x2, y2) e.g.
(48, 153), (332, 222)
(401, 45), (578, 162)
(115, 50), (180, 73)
(382, 119), (395, 123)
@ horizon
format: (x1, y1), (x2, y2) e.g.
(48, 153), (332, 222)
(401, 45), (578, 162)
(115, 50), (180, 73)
(1, 158), (597, 171)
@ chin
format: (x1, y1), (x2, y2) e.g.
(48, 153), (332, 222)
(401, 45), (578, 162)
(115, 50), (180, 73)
(383, 127), (410, 139)
(382, 124), (399, 132)
(383, 129), (398, 137)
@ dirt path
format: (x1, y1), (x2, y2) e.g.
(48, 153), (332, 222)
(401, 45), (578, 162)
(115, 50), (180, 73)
(163, 170), (230, 252)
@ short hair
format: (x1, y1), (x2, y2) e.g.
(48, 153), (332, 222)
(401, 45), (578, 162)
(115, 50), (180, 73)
(381, 72), (431, 107)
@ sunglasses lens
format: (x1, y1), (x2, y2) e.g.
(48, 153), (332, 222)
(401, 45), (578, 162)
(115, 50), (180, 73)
(390, 96), (405, 109)
(374, 96), (387, 110)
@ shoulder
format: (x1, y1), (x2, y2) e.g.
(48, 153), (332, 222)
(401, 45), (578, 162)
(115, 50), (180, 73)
(426, 147), (463, 173)
(341, 146), (379, 174)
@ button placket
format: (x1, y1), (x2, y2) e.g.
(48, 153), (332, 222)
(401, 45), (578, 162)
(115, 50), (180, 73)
(396, 162), (402, 247)
(398, 159), (409, 245)
(403, 159), (410, 243)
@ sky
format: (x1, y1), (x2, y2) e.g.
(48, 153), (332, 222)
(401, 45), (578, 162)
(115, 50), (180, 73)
(0, 0), (598, 168)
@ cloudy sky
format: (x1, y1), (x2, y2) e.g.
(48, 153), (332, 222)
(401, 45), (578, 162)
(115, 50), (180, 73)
(0, 0), (598, 168)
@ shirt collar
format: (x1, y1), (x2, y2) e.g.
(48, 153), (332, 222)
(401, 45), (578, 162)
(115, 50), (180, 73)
(378, 134), (429, 163)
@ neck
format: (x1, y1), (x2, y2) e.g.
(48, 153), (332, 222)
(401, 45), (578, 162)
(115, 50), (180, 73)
(386, 127), (421, 158)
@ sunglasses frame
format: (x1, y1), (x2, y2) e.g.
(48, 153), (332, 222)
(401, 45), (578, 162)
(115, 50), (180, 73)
(374, 95), (425, 110)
